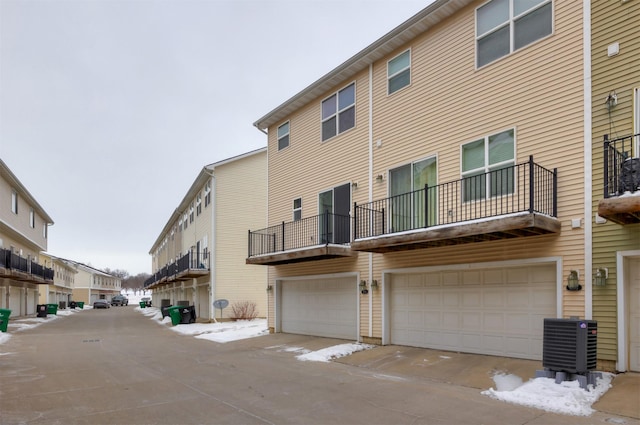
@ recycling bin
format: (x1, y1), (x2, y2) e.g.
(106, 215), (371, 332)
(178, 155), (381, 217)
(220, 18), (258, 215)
(139, 301), (147, 308)
(0, 308), (11, 332)
(167, 306), (182, 326)
(36, 304), (48, 318)
(77, 302), (84, 309)
(46, 303), (58, 315)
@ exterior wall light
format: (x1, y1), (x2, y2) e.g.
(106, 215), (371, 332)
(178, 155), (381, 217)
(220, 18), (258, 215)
(359, 280), (368, 295)
(266, 285), (273, 292)
(370, 279), (378, 289)
(593, 268), (608, 287)
(566, 270), (582, 291)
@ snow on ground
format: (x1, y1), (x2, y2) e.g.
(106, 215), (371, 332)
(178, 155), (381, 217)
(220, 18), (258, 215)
(0, 301), (615, 417)
(482, 372), (614, 416)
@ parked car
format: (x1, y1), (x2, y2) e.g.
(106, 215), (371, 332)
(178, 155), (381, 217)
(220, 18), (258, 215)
(110, 295), (129, 306)
(93, 299), (110, 309)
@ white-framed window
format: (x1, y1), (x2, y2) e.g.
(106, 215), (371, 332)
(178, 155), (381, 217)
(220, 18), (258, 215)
(183, 212), (188, 229)
(321, 82), (355, 141)
(461, 128), (515, 201)
(204, 181), (211, 207)
(196, 193), (202, 216)
(388, 49), (411, 94)
(11, 189), (18, 214)
(30, 208), (35, 228)
(43, 223), (47, 239)
(278, 121), (290, 150)
(476, 0), (552, 68)
(189, 202), (194, 223)
(293, 198), (302, 221)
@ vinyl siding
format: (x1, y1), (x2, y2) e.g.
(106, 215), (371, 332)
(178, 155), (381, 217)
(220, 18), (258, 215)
(591, 0), (640, 362)
(265, 0), (588, 338)
(215, 150), (268, 318)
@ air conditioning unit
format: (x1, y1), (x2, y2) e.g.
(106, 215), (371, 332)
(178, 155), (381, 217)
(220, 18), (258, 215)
(542, 318), (597, 374)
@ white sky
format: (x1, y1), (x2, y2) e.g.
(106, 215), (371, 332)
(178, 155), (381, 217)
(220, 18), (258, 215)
(0, 0), (430, 275)
(1, 297), (615, 418)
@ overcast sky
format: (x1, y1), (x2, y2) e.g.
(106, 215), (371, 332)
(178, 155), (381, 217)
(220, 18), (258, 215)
(1, 0), (430, 275)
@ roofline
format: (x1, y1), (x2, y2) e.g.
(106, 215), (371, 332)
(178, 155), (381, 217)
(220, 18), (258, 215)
(148, 147), (267, 253)
(253, 0), (473, 131)
(0, 158), (54, 224)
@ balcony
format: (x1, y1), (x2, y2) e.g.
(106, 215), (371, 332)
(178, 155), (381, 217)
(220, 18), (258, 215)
(247, 212), (356, 265)
(351, 156), (560, 253)
(144, 250), (209, 288)
(598, 134), (640, 224)
(0, 248), (54, 284)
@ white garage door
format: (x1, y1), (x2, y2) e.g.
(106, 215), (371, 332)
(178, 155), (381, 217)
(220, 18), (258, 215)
(390, 264), (556, 360)
(281, 276), (357, 340)
(629, 258), (640, 372)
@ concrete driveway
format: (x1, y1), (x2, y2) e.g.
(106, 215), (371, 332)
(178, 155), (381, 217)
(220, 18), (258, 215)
(0, 307), (637, 425)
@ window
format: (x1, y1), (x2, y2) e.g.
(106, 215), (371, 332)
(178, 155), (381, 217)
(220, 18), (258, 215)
(318, 183), (351, 244)
(321, 83), (355, 141)
(476, 0), (552, 68)
(204, 181), (211, 207)
(293, 198), (302, 221)
(11, 190), (18, 214)
(462, 129), (515, 201)
(278, 121), (290, 150)
(196, 193), (202, 216)
(183, 213), (188, 229)
(388, 50), (411, 94)
(43, 223), (47, 239)
(189, 202), (194, 223)
(30, 208), (35, 228)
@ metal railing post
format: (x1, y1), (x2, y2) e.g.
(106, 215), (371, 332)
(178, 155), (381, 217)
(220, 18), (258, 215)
(529, 155), (534, 213)
(424, 184), (429, 228)
(281, 221), (285, 252)
(553, 168), (558, 217)
(353, 202), (358, 240)
(603, 134), (610, 198)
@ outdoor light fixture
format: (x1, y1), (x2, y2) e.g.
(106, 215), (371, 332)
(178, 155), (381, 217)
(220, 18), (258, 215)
(266, 284), (273, 292)
(359, 280), (368, 295)
(594, 268), (608, 287)
(566, 270), (582, 291)
(376, 174), (384, 181)
(370, 279), (378, 289)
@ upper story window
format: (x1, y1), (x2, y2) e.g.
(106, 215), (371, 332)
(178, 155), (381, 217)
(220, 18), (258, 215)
(183, 212), (188, 229)
(30, 208), (35, 228)
(11, 189), (18, 214)
(293, 198), (302, 221)
(461, 129), (515, 201)
(189, 202), (194, 223)
(204, 181), (211, 207)
(196, 193), (202, 216)
(321, 83), (355, 141)
(476, 0), (552, 68)
(43, 223), (47, 239)
(388, 50), (411, 94)
(278, 121), (290, 150)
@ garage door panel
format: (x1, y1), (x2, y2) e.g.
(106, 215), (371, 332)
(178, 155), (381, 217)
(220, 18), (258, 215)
(390, 264), (556, 360)
(282, 277), (356, 340)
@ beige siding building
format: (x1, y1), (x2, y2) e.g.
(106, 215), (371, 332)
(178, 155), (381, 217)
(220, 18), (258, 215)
(0, 158), (54, 317)
(39, 253), (76, 306)
(147, 148), (268, 321)
(66, 261), (121, 305)
(591, 1), (640, 372)
(249, 0), (608, 364)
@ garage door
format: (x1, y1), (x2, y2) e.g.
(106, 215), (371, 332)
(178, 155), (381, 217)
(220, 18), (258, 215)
(629, 258), (640, 372)
(390, 264), (556, 360)
(281, 276), (357, 340)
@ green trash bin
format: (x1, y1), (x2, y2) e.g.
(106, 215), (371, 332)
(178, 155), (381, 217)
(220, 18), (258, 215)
(139, 301), (147, 308)
(0, 308), (11, 333)
(167, 306), (182, 326)
(46, 303), (58, 315)
(77, 301), (84, 309)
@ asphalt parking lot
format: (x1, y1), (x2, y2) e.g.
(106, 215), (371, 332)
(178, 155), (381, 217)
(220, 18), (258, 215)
(0, 307), (637, 425)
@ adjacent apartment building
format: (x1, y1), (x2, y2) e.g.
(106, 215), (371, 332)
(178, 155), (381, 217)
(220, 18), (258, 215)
(69, 260), (121, 304)
(247, 0), (637, 368)
(146, 148), (267, 321)
(0, 158), (54, 316)
(591, 1), (640, 372)
(39, 253), (76, 306)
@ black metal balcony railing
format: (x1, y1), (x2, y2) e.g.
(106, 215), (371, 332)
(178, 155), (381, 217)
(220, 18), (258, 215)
(604, 133), (640, 198)
(0, 247), (54, 281)
(144, 249), (209, 288)
(248, 212), (351, 257)
(354, 156), (557, 239)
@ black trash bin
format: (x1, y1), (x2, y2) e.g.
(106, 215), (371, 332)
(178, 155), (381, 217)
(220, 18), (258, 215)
(36, 304), (48, 318)
(58, 301), (66, 309)
(69, 301), (77, 309)
(178, 306), (196, 324)
(161, 305), (173, 318)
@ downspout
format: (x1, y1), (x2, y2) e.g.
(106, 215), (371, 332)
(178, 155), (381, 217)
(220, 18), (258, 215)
(583, 0), (593, 319)
(368, 63), (374, 338)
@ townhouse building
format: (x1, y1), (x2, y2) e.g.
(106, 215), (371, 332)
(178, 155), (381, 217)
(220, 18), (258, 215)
(248, 0), (616, 365)
(591, 1), (640, 372)
(146, 148), (267, 321)
(39, 253), (76, 306)
(69, 261), (121, 305)
(0, 158), (54, 316)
